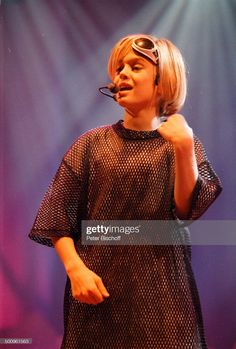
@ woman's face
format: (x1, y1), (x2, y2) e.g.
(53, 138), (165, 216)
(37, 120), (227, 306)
(113, 50), (158, 112)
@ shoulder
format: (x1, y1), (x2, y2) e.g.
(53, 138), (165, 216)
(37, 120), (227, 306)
(192, 134), (210, 164)
(193, 134), (206, 152)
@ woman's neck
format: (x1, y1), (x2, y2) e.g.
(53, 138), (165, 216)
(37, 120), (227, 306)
(123, 108), (160, 131)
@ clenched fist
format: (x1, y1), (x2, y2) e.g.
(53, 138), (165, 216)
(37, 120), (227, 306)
(68, 263), (110, 305)
(157, 114), (193, 147)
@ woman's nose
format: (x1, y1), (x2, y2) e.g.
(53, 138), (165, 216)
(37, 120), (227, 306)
(120, 65), (130, 79)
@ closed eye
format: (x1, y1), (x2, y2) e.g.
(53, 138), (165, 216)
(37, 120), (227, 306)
(132, 65), (142, 71)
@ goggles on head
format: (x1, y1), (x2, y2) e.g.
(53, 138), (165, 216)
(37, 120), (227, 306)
(131, 36), (159, 65)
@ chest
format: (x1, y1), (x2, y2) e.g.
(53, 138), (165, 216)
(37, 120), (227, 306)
(88, 138), (174, 185)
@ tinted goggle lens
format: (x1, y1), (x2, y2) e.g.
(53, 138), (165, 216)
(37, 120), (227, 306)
(132, 37), (158, 64)
(134, 38), (155, 50)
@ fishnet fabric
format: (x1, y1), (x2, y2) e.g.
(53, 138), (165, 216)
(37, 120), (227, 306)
(29, 120), (222, 349)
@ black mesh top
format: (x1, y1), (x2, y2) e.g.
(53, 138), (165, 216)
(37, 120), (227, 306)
(29, 120), (222, 349)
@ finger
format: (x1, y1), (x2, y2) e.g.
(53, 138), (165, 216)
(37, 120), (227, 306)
(96, 277), (110, 298)
(72, 283), (102, 304)
(88, 287), (105, 304)
(78, 294), (99, 305)
(74, 291), (102, 305)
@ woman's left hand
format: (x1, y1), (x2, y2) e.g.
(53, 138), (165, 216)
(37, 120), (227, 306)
(157, 114), (193, 147)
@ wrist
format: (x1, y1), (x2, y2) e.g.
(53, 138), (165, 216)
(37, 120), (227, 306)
(173, 136), (194, 152)
(65, 257), (86, 275)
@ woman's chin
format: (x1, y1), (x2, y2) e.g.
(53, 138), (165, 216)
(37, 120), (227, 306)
(116, 94), (135, 107)
(116, 98), (130, 108)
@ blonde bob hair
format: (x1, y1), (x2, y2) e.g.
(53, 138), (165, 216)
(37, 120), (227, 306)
(107, 34), (187, 116)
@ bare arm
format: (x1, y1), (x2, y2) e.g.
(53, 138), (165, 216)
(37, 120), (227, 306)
(173, 137), (198, 218)
(157, 114), (198, 219)
(51, 236), (110, 305)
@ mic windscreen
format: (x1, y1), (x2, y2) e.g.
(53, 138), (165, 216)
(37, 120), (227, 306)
(107, 83), (119, 93)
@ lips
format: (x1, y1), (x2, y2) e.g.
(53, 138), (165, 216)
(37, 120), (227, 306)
(119, 84), (132, 91)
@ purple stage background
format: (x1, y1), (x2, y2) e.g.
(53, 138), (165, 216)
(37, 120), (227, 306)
(1, 0), (236, 348)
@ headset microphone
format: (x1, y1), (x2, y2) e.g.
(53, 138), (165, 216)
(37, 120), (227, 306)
(99, 83), (120, 99)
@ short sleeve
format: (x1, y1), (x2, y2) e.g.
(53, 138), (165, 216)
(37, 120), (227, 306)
(184, 136), (222, 221)
(29, 134), (89, 247)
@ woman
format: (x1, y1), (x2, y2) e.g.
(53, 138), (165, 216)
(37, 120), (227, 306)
(29, 34), (222, 348)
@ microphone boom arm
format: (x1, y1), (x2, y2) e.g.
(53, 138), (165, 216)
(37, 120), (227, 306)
(98, 83), (119, 100)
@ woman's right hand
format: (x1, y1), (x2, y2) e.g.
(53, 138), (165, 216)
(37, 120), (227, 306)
(51, 236), (109, 305)
(67, 263), (110, 305)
